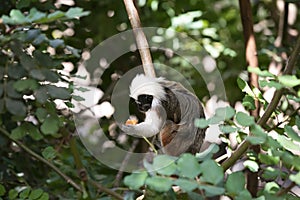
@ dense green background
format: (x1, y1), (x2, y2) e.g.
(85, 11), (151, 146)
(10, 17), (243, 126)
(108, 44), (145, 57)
(0, 0), (299, 199)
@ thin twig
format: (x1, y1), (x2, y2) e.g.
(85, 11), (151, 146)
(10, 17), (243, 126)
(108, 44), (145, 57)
(89, 179), (123, 200)
(276, 182), (296, 196)
(0, 127), (82, 192)
(123, 0), (156, 77)
(114, 139), (139, 187)
(222, 34), (300, 171)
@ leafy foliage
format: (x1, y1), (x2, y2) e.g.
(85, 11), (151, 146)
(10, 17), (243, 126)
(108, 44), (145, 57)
(0, 0), (299, 199)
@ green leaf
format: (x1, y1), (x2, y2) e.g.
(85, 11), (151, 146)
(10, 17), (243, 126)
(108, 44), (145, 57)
(145, 176), (173, 192)
(194, 118), (209, 128)
(29, 69), (46, 81)
(72, 95), (85, 101)
(247, 125), (267, 145)
(8, 63), (27, 79)
(198, 185), (225, 197)
(264, 182), (280, 194)
(19, 187), (31, 199)
(152, 155), (177, 175)
(248, 66), (274, 77)
(215, 106), (235, 120)
(65, 7), (90, 19)
(199, 159), (223, 185)
(235, 190), (252, 200)
(219, 125), (237, 133)
(47, 11), (65, 22)
(289, 172), (300, 185)
(243, 160), (259, 172)
(46, 85), (70, 100)
(40, 115), (60, 135)
(34, 87), (49, 104)
(38, 192), (49, 200)
(49, 39), (64, 48)
(225, 172), (245, 196)
(8, 189), (18, 200)
(7, 81), (22, 98)
(42, 146), (56, 160)
(16, 0), (30, 9)
(262, 167), (282, 180)
(258, 153), (279, 165)
(235, 112), (255, 126)
(124, 171), (148, 190)
(195, 143), (219, 161)
(5, 98), (26, 116)
(41, 69), (59, 82)
(28, 188), (43, 199)
(177, 154), (201, 178)
(33, 51), (54, 68)
(277, 135), (300, 152)
(259, 80), (283, 89)
(11, 126), (26, 140)
(8, 9), (29, 24)
(14, 79), (39, 92)
(278, 75), (300, 88)
(237, 77), (255, 97)
(27, 8), (46, 22)
(284, 126), (300, 142)
(36, 108), (48, 122)
(242, 95), (256, 110)
(174, 179), (198, 192)
(0, 184), (6, 196)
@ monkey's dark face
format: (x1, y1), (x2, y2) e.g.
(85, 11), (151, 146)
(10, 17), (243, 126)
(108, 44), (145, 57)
(135, 94), (153, 112)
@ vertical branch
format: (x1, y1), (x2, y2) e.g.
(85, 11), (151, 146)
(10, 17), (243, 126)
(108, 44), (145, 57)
(238, 0), (260, 196)
(123, 0), (156, 77)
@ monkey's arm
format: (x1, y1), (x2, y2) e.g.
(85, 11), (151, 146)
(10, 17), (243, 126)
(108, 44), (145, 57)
(121, 106), (166, 138)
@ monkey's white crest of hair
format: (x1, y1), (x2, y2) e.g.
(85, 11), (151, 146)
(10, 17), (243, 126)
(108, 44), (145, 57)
(129, 74), (166, 100)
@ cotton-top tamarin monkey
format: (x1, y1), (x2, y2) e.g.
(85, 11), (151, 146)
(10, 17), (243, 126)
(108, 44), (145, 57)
(121, 74), (206, 156)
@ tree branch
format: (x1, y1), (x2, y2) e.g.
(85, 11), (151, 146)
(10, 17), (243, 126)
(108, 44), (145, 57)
(0, 127), (82, 192)
(222, 34), (300, 171)
(238, 0), (260, 195)
(123, 0), (156, 77)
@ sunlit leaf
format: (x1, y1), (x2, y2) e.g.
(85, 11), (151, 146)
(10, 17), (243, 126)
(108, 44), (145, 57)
(237, 77), (255, 97)
(277, 135), (300, 152)
(196, 143), (219, 161)
(248, 66), (274, 77)
(215, 106), (235, 120)
(27, 8), (46, 22)
(284, 126), (300, 142)
(8, 189), (18, 200)
(289, 172), (300, 185)
(243, 160), (259, 172)
(278, 75), (300, 88)
(65, 7), (90, 19)
(194, 118), (209, 128)
(259, 80), (283, 90)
